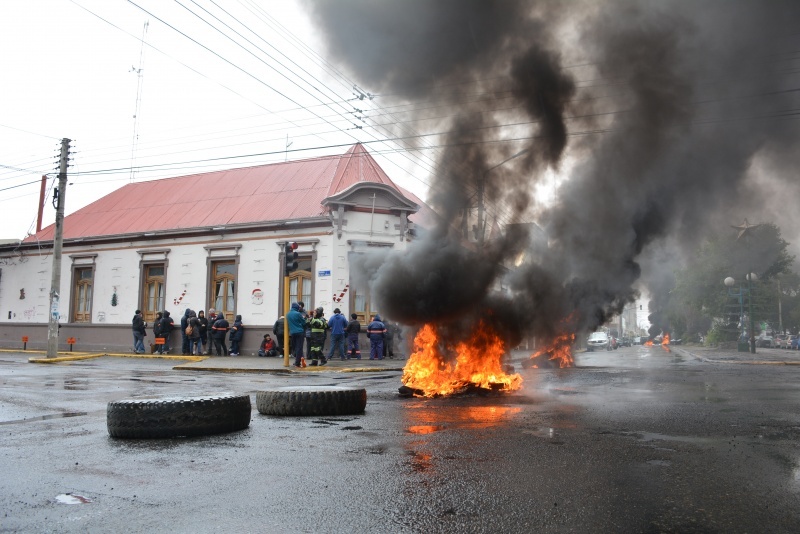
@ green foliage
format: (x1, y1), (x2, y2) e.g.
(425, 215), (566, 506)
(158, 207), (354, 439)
(671, 222), (796, 336)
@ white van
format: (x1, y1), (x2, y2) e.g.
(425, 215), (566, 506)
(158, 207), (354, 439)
(587, 332), (610, 352)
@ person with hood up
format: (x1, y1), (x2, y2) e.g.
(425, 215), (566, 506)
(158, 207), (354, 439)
(197, 310), (209, 355)
(229, 314), (244, 356)
(327, 308), (348, 361)
(306, 307), (328, 366)
(188, 314), (202, 355)
(367, 314), (387, 360)
(159, 311), (174, 354)
(152, 311), (163, 354)
(131, 309), (147, 354)
(206, 308), (217, 354)
(287, 301), (306, 367)
(180, 308), (192, 355)
(211, 313), (230, 356)
(273, 315), (285, 355)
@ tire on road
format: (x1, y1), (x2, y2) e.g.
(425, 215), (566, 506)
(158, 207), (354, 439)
(107, 394), (251, 439)
(256, 386), (367, 416)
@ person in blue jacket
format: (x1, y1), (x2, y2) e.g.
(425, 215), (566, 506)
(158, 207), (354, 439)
(367, 314), (387, 360)
(287, 301), (307, 367)
(327, 308), (348, 361)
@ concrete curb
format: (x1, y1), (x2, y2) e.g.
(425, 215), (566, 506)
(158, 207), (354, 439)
(674, 346), (800, 365)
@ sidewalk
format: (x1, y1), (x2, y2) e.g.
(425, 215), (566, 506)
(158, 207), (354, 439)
(15, 349), (406, 374)
(673, 344), (800, 365)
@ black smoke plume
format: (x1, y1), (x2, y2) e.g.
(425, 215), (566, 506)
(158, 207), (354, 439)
(310, 0), (800, 350)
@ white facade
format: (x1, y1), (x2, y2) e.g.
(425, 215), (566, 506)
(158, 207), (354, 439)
(0, 181), (420, 352)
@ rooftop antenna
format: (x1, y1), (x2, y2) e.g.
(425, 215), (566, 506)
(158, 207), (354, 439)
(285, 134), (293, 162)
(129, 20), (149, 183)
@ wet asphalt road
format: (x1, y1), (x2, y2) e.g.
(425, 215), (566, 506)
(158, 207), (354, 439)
(1, 346), (799, 533)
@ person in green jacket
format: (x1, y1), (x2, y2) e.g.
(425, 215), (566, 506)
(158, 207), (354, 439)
(307, 307), (328, 366)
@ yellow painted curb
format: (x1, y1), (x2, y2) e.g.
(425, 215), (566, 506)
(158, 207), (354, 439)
(28, 354), (105, 363)
(172, 365), (291, 374)
(28, 352), (206, 364)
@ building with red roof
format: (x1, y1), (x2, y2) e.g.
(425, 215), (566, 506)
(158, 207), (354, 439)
(0, 144), (431, 354)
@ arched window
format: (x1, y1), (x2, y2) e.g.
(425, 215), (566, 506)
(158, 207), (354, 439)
(142, 264), (165, 322)
(212, 261), (236, 320)
(72, 267), (93, 323)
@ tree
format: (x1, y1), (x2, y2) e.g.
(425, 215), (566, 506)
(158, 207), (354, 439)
(671, 223), (796, 340)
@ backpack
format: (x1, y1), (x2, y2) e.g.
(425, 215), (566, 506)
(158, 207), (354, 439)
(185, 325), (193, 336)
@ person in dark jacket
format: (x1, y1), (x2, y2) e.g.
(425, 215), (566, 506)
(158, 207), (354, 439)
(273, 315), (285, 355)
(299, 301), (311, 358)
(212, 314), (230, 356)
(159, 311), (174, 354)
(180, 308), (192, 355)
(188, 315), (202, 355)
(152, 311), (163, 354)
(197, 310), (209, 355)
(229, 315), (244, 356)
(206, 308), (217, 355)
(367, 314), (387, 360)
(346, 313), (361, 360)
(131, 309), (147, 354)
(287, 302), (306, 367)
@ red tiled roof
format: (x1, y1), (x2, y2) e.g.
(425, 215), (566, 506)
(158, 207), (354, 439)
(26, 144), (421, 242)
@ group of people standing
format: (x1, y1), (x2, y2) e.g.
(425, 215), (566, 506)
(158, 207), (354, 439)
(280, 301), (396, 367)
(132, 304), (399, 361)
(131, 308), (244, 357)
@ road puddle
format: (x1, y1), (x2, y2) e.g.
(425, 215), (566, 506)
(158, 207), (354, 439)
(0, 412), (87, 426)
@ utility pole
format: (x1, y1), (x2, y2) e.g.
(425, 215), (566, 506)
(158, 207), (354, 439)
(47, 138), (70, 358)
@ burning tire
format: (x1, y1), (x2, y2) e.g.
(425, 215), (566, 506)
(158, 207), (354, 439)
(256, 386), (366, 416)
(107, 394), (251, 439)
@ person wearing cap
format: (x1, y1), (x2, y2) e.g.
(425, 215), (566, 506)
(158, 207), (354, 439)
(306, 307), (328, 366)
(367, 314), (387, 360)
(131, 309), (147, 354)
(327, 308), (348, 361)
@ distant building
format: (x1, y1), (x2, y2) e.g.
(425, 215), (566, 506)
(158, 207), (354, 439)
(0, 144), (432, 353)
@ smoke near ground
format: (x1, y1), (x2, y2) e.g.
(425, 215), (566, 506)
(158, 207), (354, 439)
(310, 0), (800, 347)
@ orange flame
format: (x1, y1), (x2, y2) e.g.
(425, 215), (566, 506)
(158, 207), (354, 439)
(661, 333), (670, 346)
(644, 340), (654, 347)
(530, 331), (575, 368)
(401, 321), (522, 397)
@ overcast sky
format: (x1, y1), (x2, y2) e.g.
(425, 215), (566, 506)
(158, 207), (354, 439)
(0, 0), (440, 240)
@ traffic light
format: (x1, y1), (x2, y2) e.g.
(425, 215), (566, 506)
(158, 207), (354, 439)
(284, 242), (298, 276)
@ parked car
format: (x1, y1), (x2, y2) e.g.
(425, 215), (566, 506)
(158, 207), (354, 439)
(621, 337), (632, 347)
(756, 333), (773, 348)
(633, 336), (642, 345)
(783, 334), (797, 349)
(792, 335), (799, 350)
(587, 331), (610, 351)
(774, 334), (787, 349)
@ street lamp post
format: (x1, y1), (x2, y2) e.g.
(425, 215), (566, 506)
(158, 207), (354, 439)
(724, 273), (758, 354)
